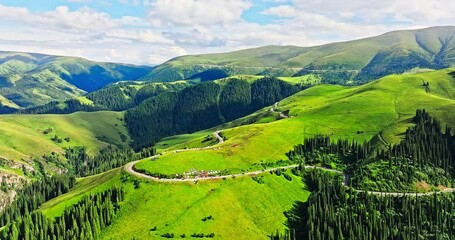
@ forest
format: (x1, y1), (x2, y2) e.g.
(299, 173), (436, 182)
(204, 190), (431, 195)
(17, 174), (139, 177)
(0, 175), (76, 227)
(125, 77), (301, 149)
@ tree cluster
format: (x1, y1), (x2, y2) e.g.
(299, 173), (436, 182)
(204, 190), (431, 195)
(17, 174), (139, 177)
(65, 145), (155, 177)
(0, 187), (124, 240)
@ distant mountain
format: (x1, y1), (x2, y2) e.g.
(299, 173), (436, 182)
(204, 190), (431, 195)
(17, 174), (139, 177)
(0, 52), (151, 108)
(142, 26), (455, 84)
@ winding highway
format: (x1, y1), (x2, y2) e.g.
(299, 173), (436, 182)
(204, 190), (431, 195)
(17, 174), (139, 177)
(124, 126), (454, 196)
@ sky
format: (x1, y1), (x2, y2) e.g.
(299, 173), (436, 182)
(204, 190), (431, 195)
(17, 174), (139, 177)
(0, 0), (454, 65)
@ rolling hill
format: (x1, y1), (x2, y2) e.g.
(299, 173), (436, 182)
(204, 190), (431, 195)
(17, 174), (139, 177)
(142, 26), (455, 84)
(24, 68), (455, 239)
(0, 51), (151, 108)
(139, 68), (455, 177)
(0, 111), (130, 176)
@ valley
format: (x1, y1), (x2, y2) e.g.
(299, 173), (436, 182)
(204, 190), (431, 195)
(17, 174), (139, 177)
(0, 26), (454, 240)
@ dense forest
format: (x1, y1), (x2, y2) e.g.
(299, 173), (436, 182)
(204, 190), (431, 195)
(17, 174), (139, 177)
(0, 187), (124, 240)
(272, 169), (455, 240)
(125, 77), (301, 149)
(0, 175), (76, 227)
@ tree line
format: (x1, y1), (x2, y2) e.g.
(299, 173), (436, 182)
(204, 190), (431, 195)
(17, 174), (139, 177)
(125, 77), (301, 149)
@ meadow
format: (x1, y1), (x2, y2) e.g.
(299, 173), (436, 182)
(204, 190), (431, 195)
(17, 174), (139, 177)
(39, 168), (310, 239)
(0, 111), (129, 163)
(136, 69), (455, 176)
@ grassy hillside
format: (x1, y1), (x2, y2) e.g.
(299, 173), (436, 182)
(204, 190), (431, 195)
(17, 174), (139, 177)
(38, 168), (309, 239)
(20, 68), (455, 239)
(0, 111), (130, 165)
(143, 26), (455, 84)
(135, 68), (455, 176)
(0, 51), (151, 108)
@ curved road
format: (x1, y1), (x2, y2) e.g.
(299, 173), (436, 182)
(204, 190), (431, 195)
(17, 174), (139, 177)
(124, 130), (454, 196)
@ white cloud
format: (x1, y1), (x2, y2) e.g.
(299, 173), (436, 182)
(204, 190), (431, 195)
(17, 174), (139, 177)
(0, 0), (455, 66)
(149, 0), (252, 26)
(0, 5), (118, 32)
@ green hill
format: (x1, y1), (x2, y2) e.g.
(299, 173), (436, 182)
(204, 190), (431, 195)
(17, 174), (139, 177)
(38, 168), (309, 239)
(0, 51), (151, 108)
(142, 26), (455, 84)
(138, 68), (455, 176)
(25, 68), (455, 239)
(0, 111), (130, 175)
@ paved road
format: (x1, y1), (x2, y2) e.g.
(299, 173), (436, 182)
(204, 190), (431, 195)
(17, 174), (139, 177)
(213, 131), (224, 144)
(125, 161), (298, 182)
(270, 102), (289, 118)
(124, 120), (454, 196)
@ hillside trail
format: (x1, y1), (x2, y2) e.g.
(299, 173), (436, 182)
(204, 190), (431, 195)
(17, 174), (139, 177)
(124, 117), (454, 196)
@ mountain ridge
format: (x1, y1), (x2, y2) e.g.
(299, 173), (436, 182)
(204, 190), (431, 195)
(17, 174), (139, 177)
(142, 26), (455, 83)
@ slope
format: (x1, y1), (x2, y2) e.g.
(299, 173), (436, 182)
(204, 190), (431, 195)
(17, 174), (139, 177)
(0, 111), (130, 169)
(29, 68), (455, 240)
(142, 26), (455, 84)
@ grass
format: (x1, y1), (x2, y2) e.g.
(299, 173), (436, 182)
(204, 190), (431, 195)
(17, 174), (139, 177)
(33, 68), (455, 239)
(39, 168), (310, 239)
(0, 111), (130, 162)
(136, 68), (455, 176)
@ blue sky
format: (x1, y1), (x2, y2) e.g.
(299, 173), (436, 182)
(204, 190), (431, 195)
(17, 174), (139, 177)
(0, 0), (453, 65)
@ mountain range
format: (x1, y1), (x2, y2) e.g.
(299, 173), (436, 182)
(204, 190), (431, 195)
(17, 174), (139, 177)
(1, 26), (454, 111)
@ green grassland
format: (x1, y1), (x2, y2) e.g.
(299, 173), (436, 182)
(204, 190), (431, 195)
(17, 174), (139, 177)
(39, 168), (310, 239)
(28, 68), (455, 239)
(136, 68), (455, 176)
(0, 111), (130, 163)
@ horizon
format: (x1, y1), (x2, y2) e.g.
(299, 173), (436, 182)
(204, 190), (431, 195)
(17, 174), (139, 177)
(1, 0), (455, 65)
